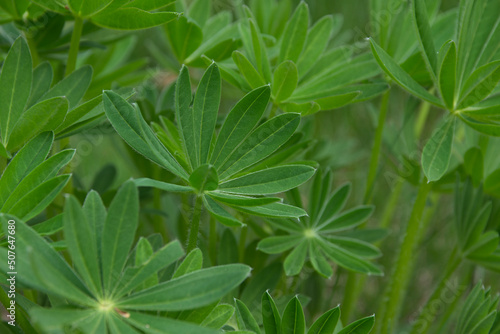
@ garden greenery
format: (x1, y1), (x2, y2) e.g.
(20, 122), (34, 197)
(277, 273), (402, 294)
(0, 0), (499, 333)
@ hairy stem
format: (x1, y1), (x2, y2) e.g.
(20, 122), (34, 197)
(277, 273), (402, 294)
(376, 178), (432, 334)
(187, 195), (203, 253)
(66, 16), (84, 76)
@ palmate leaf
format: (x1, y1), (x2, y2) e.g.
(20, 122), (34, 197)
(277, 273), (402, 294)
(258, 169), (382, 277)
(455, 283), (499, 334)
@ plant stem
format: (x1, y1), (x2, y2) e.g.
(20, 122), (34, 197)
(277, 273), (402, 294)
(209, 215), (217, 264)
(187, 195), (203, 253)
(364, 90), (390, 203)
(378, 178), (404, 231)
(25, 34), (40, 67)
(376, 178), (432, 334)
(409, 248), (461, 334)
(341, 91), (390, 323)
(152, 166), (169, 241)
(66, 16), (84, 76)
(239, 225), (247, 263)
(414, 99), (431, 139)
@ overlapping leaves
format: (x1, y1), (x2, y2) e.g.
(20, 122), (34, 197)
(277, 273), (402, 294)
(0, 181), (250, 333)
(369, 0), (500, 182)
(455, 283), (499, 334)
(230, 291), (375, 334)
(104, 63), (315, 226)
(258, 169), (383, 277)
(209, 0), (388, 115)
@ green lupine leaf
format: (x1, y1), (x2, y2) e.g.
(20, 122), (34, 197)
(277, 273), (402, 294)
(114, 240), (184, 297)
(279, 1), (309, 63)
(0, 37), (32, 145)
(32, 214), (64, 236)
(217, 114), (301, 179)
(220, 165), (315, 195)
(134, 178), (192, 192)
(438, 41), (457, 110)
(193, 63), (221, 166)
(412, 0), (438, 75)
(314, 92), (360, 110)
(41, 65), (92, 109)
(30, 0), (67, 14)
(232, 51), (266, 88)
(297, 15), (334, 77)
(101, 180), (139, 295)
(201, 304), (235, 329)
(235, 299), (261, 334)
(173, 248), (203, 279)
(126, 312), (220, 334)
(282, 296), (306, 334)
(235, 202), (307, 218)
(325, 236), (381, 259)
(188, 0), (210, 27)
(284, 240), (308, 276)
(262, 291), (281, 334)
(28, 62), (53, 108)
(30, 308), (98, 332)
(124, 0), (175, 11)
(57, 95), (102, 132)
(6, 174), (70, 221)
(211, 86), (270, 168)
(309, 242), (333, 278)
(203, 196), (243, 227)
(165, 16), (203, 62)
(82, 190), (106, 266)
(369, 38), (443, 106)
(63, 195), (102, 297)
(134, 238), (158, 290)
(337, 315), (375, 334)
(257, 235), (303, 255)
(103, 91), (188, 179)
(307, 306), (340, 334)
(457, 61), (500, 109)
(117, 264), (251, 311)
(463, 147), (483, 186)
(175, 65), (197, 169)
(92, 8), (178, 30)
(249, 19), (272, 83)
(189, 164), (219, 193)
(319, 205), (374, 232)
(458, 114), (500, 137)
(208, 192), (280, 207)
(1, 149), (74, 213)
(273, 61), (298, 102)
(0, 142), (9, 159)
(0, 216), (93, 305)
(421, 116), (456, 182)
(68, 0), (113, 17)
(7, 97), (69, 151)
(108, 312), (142, 333)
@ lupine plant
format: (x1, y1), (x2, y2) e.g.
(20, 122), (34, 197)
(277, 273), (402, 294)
(1, 0), (500, 333)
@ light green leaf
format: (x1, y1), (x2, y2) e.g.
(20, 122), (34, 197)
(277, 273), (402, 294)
(279, 2), (309, 63)
(117, 264), (251, 311)
(134, 238), (157, 291)
(235, 202), (307, 218)
(82, 190), (106, 266)
(114, 240), (184, 297)
(457, 61), (500, 109)
(68, 0), (113, 17)
(319, 205), (374, 232)
(208, 192), (280, 207)
(0, 132), (53, 208)
(211, 86), (270, 168)
(28, 62), (53, 108)
(369, 38), (443, 106)
(134, 178), (192, 192)
(63, 195), (102, 297)
(232, 51), (266, 88)
(421, 117), (456, 182)
(297, 15), (334, 77)
(173, 248), (203, 279)
(32, 214), (64, 236)
(284, 240), (308, 276)
(307, 306), (340, 334)
(273, 61), (298, 102)
(203, 196), (243, 227)
(438, 41), (457, 110)
(235, 299), (261, 334)
(337, 315), (375, 334)
(124, 0), (175, 11)
(282, 296), (306, 334)
(193, 63), (221, 166)
(220, 165), (315, 195)
(41, 65), (92, 109)
(201, 304), (235, 329)
(92, 8), (178, 30)
(0, 37), (32, 144)
(57, 95), (102, 132)
(262, 291), (281, 334)
(7, 97), (69, 151)
(252, 235), (300, 252)
(218, 114), (301, 179)
(101, 180), (139, 296)
(188, 0), (210, 27)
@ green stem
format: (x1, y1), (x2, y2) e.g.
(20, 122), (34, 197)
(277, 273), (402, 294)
(66, 16), (84, 76)
(376, 178), (432, 334)
(414, 99), (431, 139)
(152, 166), (169, 241)
(25, 34), (40, 67)
(209, 215), (217, 265)
(239, 225), (247, 263)
(378, 178), (404, 231)
(187, 196), (203, 253)
(409, 248), (461, 334)
(364, 90), (390, 203)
